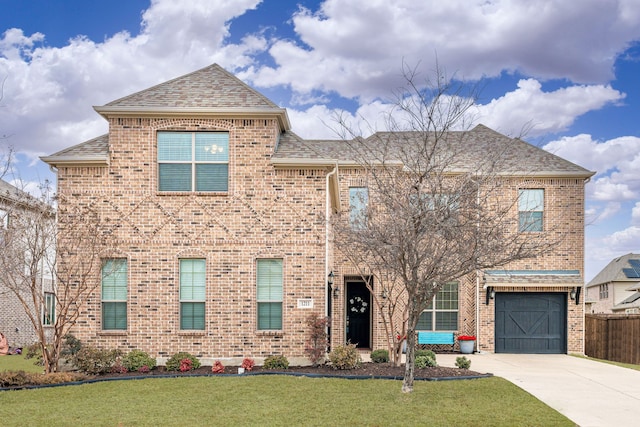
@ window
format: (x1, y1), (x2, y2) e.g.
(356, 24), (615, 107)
(349, 187), (368, 229)
(0, 209), (8, 229)
(158, 132), (229, 192)
(180, 259), (206, 330)
(257, 259), (283, 330)
(43, 292), (55, 326)
(416, 282), (458, 331)
(101, 259), (128, 330)
(599, 284), (609, 300)
(518, 189), (544, 232)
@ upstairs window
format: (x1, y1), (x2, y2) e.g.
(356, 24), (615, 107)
(518, 189), (544, 232)
(101, 259), (128, 330)
(349, 187), (369, 229)
(158, 132), (229, 192)
(416, 282), (459, 331)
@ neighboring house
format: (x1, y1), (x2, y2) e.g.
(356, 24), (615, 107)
(585, 254), (640, 314)
(0, 179), (56, 348)
(41, 64), (593, 363)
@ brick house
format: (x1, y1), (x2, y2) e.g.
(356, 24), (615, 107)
(0, 179), (56, 348)
(41, 64), (593, 363)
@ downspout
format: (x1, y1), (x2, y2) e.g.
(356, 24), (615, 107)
(325, 163), (338, 346)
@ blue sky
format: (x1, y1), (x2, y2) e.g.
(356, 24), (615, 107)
(1, 0), (639, 281)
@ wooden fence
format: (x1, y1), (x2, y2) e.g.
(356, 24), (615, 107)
(585, 314), (640, 364)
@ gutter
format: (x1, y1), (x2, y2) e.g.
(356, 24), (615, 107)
(325, 163), (339, 344)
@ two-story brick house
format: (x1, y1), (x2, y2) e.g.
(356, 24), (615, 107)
(42, 64), (594, 363)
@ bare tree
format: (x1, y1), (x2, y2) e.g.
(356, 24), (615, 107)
(331, 63), (558, 393)
(0, 181), (111, 373)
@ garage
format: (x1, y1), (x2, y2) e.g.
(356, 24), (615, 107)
(495, 292), (567, 354)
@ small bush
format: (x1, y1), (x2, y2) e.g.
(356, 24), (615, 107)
(138, 365), (151, 374)
(415, 355), (438, 368)
(241, 357), (255, 371)
(455, 356), (472, 369)
(263, 355), (289, 370)
(328, 343), (361, 370)
(0, 371), (87, 387)
(179, 359), (193, 372)
(24, 342), (45, 366)
(212, 360), (225, 373)
(72, 346), (122, 375)
(370, 349), (389, 363)
(122, 350), (157, 372)
(415, 349), (436, 361)
(304, 313), (329, 366)
(111, 361), (128, 374)
(61, 334), (83, 358)
(165, 352), (201, 372)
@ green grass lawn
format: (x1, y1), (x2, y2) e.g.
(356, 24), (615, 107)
(0, 374), (572, 426)
(571, 354), (640, 371)
(0, 354), (43, 373)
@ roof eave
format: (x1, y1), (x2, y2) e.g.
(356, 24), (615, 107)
(40, 156), (109, 168)
(94, 106), (291, 131)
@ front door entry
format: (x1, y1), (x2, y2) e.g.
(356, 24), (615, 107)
(346, 280), (371, 348)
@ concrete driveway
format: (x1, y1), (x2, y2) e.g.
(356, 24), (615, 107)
(438, 353), (640, 427)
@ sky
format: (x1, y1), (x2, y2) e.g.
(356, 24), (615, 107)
(0, 0), (639, 281)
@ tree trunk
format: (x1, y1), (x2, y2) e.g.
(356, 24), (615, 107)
(401, 308), (420, 392)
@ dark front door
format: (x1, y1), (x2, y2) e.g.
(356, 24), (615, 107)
(495, 292), (567, 354)
(346, 280), (371, 348)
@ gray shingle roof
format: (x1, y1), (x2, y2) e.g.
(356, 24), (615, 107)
(273, 124), (595, 178)
(40, 134), (109, 167)
(587, 254), (640, 287)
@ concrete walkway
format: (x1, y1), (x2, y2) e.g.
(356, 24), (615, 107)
(437, 353), (640, 427)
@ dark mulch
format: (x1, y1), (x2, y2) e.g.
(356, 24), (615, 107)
(100, 363), (489, 381)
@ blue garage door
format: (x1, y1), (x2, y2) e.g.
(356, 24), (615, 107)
(495, 293), (567, 354)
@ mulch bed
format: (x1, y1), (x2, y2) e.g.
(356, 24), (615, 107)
(99, 363), (489, 381)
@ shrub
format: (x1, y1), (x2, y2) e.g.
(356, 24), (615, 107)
(179, 358), (193, 372)
(61, 334), (83, 358)
(0, 371), (87, 387)
(72, 346), (123, 375)
(263, 355), (289, 370)
(304, 313), (329, 366)
(455, 356), (472, 369)
(165, 352), (201, 371)
(370, 349), (389, 363)
(241, 357), (255, 371)
(24, 342), (45, 366)
(138, 365), (151, 374)
(111, 361), (128, 374)
(328, 343), (361, 370)
(415, 349), (436, 361)
(122, 350), (157, 372)
(212, 360), (225, 373)
(415, 355), (438, 368)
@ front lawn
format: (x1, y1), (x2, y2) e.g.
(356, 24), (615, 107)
(0, 354), (42, 374)
(0, 375), (573, 426)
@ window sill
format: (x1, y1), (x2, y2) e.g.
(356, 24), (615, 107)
(178, 330), (206, 336)
(256, 330), (284, 337)
(99, 330), (128, 336)
(157, 191), (228, 196)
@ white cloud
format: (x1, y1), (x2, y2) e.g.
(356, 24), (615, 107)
(248, 0), (640, 100)
(470, 80), (624, 137)
(632, 202), (640, 226)
(603, 226), (640, 253)
(0, 0), (265, 161)
(543, 135), (640, 202)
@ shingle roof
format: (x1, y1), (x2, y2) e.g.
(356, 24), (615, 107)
(587, 254), (640, 287)
(93, 64), (290, 130)
(273, 124), (595, 178)
(40, 134), (109, 167)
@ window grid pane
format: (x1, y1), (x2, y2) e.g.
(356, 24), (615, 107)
(417, 282), (458, 332)
(101, 259), (127, 330)
(518, 189), (544, 232)
(257, 259), (283, 330)
(180, 259), (206, 330)
(349, 187), (368, 229)
(158, 131), (229, 192)
(43, 292), (55, 325)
